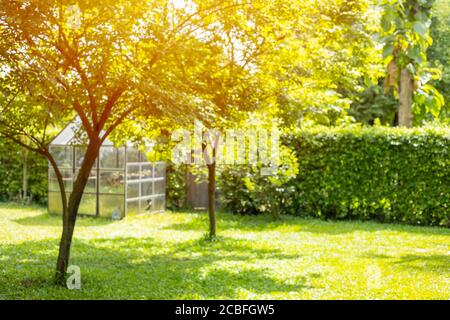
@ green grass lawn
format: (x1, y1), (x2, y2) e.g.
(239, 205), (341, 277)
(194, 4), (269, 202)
(0, 203), (449, 300)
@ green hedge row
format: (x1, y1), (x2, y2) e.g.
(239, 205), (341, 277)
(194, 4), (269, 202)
(219, 127), (450, 227)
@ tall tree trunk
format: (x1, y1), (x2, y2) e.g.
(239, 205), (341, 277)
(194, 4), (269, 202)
(398, 69), (414, 127)
(54, 139), (101, 285)
(203, 133), (218, 239)
(207, 162), (216, 238)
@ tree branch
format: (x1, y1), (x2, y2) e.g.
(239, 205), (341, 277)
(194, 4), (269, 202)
(97, 85), (127, 133)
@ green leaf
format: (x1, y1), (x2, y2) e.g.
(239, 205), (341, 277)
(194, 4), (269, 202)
(413, 21), (427, 37)
(381, 16), (392, 32)
(383, 44), (394, 59)
(406, 46), (423, 63)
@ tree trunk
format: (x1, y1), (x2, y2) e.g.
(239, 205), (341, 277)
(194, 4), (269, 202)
(54, 139), (101, 285)
(207, 162), (216, 238)
(203, 133), (218, 239)
(398, 69), (414, 127)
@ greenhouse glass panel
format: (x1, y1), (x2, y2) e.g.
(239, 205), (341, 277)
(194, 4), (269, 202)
(48, 192), (63, 215)
(78, 193), (97, 216)
(127, 183), (140, 199)
(141, 181), (153, 196)
(48, 168), (73, 192)
(126, 200), (139, 215)
(154, 179), (166, 195)
(99, 194), (125, 218)
(154, 162), (166, 177)
(127, 164), (140, 181)
(140, 198), (153, 212)
(100, 147), (124, 169)
(126, 148), (140, 163)
(99, 170), (124, 194)
(50, 146), (73, 169)
(152, 196), (166, 212)
(140, 163), (153, 179)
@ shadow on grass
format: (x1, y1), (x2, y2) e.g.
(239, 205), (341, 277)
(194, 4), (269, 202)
(0, 236), (309, 299)
(0, 202), (45, 211)
(164, 211), (450, 236)
(361, 252), (450, 274)
(13, 213), (116, 227)
(394, 254), (450, 274)
(360, 253), (393, 260)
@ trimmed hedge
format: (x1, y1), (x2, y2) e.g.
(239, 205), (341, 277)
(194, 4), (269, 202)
(219, 126), (450, 227)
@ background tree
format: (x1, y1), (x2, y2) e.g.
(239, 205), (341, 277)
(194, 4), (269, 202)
(381, 0), (444, 127)
(428, 0), (450, 122)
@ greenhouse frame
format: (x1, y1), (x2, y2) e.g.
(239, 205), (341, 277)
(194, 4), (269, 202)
(48, 121), (166, 219)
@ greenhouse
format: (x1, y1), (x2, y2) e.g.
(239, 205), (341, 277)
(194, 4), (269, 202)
(48, 121), (166, 219)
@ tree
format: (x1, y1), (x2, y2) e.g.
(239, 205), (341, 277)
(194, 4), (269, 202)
(428, 0), (450, 122)
(381, 0), (444, 127)
(0, 0), (302, 283)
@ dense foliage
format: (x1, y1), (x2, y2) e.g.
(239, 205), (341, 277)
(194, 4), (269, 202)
(348, 80), (398, 125)
(219, 145), (299, 218)
(166, 164), (187, 211)
(429, 0), (450, 121)
(262, 0), (384, 128)
(219, 126), (450, 227)
(0, 140), (47, 204)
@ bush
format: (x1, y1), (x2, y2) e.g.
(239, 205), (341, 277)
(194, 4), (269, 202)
(219, 126), (450, 227)
(166, 164), (187, 210)
(219, 145), (299, 218)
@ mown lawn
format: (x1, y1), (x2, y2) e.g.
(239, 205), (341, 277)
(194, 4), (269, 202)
(0, 203), (449, 300)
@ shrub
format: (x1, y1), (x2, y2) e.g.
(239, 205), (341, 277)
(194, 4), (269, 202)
(219, 145), (299, 218)
(166, 164), (187, 210)
(219, 126), (450, 227)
